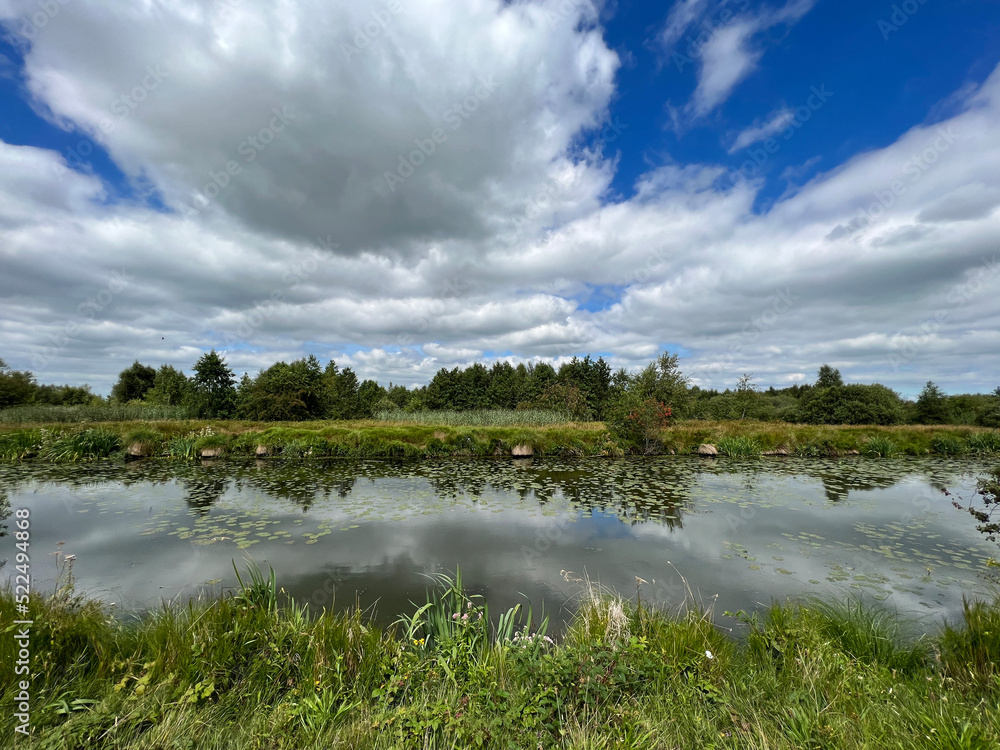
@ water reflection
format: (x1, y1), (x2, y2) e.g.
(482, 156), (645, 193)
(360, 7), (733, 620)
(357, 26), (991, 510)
(0, 457), (996, 628)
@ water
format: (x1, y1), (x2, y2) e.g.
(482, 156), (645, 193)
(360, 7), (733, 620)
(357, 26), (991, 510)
(1, 457), (997, 630)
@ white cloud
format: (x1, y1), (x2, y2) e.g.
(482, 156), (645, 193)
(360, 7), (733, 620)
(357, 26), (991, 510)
(0, 1), (999, 398)
(662, 0), (817, 119)
(728, 106), (795, 153)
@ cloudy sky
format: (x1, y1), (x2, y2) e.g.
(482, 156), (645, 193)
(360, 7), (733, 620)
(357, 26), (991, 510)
(1, 0), (998, 397)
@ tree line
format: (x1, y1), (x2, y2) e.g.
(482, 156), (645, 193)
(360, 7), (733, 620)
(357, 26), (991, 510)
(2, 353), (999, 426)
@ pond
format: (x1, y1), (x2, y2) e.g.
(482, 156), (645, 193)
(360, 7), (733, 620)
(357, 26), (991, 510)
(2, 457), (997, 631)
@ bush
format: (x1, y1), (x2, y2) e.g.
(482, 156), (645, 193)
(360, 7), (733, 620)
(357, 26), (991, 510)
(606, 397), (672, 453)
(797, 384), (906, 426)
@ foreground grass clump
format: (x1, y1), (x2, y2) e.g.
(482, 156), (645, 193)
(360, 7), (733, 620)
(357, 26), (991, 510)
(2, 565), (999, 749)
(716, 435), (764, 458)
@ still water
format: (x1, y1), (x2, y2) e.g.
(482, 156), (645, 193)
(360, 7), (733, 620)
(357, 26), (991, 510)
(1, 457), (997, 630)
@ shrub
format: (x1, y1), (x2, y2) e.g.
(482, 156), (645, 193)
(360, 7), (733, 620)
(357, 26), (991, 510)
(797, 384), (906, 425)
(606, 397), (672, 453)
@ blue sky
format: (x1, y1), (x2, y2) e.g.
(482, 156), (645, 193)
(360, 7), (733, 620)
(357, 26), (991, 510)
(1, 0), (999, 396)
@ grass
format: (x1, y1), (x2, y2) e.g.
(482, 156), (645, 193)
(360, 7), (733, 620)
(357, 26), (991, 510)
(373, 408), (574, 426)
(862, 435), (899, 457)
(716, 435), (764, 458)
(0, 418), (998, 462)
(0, 403), (195, 423)
(2, 564), (998, 749)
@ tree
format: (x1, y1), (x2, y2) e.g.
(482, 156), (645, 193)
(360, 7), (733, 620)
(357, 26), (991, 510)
(607, 397), (672, 453)
(816, 364), (844, 389)
(734, 373), (762, 420)
(110, 361), (156, 403)
(797, 383), (905, 425)
(356, 379), (387, 418)
(324, 363), (361, 419)
(235, 357), (325, 421)
(191, 350), (236, 418)
(913, 381), (949, 425)
(145, 365), (192, 407)
(630, 352), (690, 418)
(0, 359), (36, 408)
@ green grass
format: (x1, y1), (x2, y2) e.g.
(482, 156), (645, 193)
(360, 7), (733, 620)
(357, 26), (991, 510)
(373, 408), (574, 426)
(2, 566), (998, 749)
(716, 435), (764, 458)
(0, 418), (998, 462)
(862, 435), (899, 457)
(0, 403), (195, 423)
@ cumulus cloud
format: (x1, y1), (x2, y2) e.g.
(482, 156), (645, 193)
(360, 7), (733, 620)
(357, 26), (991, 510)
(0, 1), (999, 398)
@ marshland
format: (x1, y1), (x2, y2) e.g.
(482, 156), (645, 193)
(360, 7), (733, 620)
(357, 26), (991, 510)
(2, 354), (1000, 748)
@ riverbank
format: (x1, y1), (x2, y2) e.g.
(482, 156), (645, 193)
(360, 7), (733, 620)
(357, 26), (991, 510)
(2, 568), (998, 749)
(0, 418), (998, 461)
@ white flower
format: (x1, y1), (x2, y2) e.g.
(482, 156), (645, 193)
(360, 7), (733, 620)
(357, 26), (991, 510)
(705, 650), (714, 660)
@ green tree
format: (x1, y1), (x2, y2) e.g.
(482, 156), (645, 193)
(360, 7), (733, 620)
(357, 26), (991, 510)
(191, 350), (236, 418)
(0, 359), (37, 408)
(110, 361), (156, 403)
(607, 397), (672, 453)
(356, 379), (386, 419)
(913, 381), (949, 424)
(486, 361), (521, 410)
(145, 365), (192, 407)
(630, 352), (690, 418)
(816, 364), (844, 389)
(236, 357), (325, 421)
(323, 362), (361, 419)
(797, 383), (905, 425)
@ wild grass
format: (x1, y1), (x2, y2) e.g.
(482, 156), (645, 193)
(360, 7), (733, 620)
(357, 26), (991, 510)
(373, 408), (574, 426)
(0, 403), (195, 424)
(2, 566), (998, 749)
(716, 435), (764, 458)
(0, 418), (997, 462)
(862, 435), (899, 457)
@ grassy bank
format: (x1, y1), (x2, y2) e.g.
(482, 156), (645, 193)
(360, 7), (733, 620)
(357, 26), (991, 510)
(0, 418), (998, 462)
(2, 566), (998, 749)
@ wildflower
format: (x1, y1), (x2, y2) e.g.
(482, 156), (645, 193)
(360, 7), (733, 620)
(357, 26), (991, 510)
(462, 614), (469, 621)
(705, 650), (714, 660)
(452, 613), (460, 620)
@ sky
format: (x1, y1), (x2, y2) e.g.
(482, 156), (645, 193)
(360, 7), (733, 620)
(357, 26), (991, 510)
(0, 0), (999, 398)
